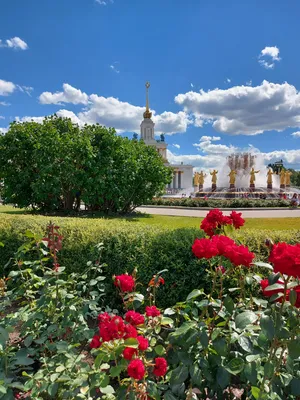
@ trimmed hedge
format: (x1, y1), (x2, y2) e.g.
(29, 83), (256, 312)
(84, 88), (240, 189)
(1, 214), (300, 307)
(148, 197), (291, 208)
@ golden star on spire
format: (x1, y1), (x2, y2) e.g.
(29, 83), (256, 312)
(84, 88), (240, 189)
(143, 81), (152, 119)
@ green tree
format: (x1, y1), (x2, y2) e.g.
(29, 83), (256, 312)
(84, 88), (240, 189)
(0, 116), (172, 213)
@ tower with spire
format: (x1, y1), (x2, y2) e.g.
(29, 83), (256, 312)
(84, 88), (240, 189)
(140, 82), (168, 161)
(139, 82), (194, 194)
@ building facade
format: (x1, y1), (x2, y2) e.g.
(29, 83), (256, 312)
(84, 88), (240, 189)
(140, 82), (194, 194)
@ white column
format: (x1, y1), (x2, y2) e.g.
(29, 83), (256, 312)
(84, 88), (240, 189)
(173, 172), (177, 189)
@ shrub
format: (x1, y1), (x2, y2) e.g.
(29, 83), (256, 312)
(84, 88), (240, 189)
(1, 214), (300, 308)
(148, 197), (290, 208)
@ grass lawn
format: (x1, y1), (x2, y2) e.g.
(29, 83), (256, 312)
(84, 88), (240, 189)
(0, 205), (299, 231)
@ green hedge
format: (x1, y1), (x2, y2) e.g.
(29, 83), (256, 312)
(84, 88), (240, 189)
(1, 214), (300, 308)
(148, 197), (291, 208)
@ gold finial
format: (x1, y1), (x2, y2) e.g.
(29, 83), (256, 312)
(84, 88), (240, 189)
(144, 81), (152, 119)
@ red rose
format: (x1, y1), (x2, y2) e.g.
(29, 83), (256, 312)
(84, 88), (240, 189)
(212, 235), (236, 256)
(226, 244), (255, 267)
(123, 347), (137, 360)
(125, 311), (145, 326)
(137, 336), (149, 351)
(99, 316), (125, 342)
(145, 306), (161, 317)
(192, 238), (219, 259)
(124, 324), (138, 339)
(153, 357), (168, 377)
(97, 312), (111, 325)
(149, 276), (165, 287)
(269, 243), (300, 278)
(200, 209), (232, 237)
(90, 335), (101, 349)
(127, 359), (146, 380)
(230, 211), (245, 229)
(200, 219), (215, 237)
(114, 274), (135, 292)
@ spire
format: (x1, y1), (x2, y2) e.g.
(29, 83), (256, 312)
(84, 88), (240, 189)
(143, 81), (152, 119)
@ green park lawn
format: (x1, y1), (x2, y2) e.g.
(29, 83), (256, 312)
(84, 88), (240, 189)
(0, 205), (299, 231)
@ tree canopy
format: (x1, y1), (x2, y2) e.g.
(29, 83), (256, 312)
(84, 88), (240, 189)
(0, 116), (172, 213)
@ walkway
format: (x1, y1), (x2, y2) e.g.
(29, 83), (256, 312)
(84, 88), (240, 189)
(136, 206), (300, 219)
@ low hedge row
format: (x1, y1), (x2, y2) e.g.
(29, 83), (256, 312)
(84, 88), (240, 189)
(148, 197), (291, 208)
(1, 214), (300, 307)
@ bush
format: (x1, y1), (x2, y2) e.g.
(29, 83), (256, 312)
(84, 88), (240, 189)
(148, 197), (290, 208)
(1, 214), (300, 308)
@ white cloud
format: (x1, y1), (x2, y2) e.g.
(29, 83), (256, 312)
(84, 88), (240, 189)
(246, 80), (252, 86)
(56, 109), (84, 126)
(226, 78), (231, 83)
(95, 0), (114, 4)
(110, 64), (120, 74)
(291, 131), (300, 138)
(16, 85), (34, 97)
(38, 83), (190, 134)
(0, 101), (11, 106)
(190, 83), (194, 88)
(0, 37), (28, 50)
(173, 144), (180, 149)
(0, 116), (5, 120)
(175, 80), (300, 135)
(0, 127), (8, 134)
(39, 83), (89, 105)
(200, 135), (221, 142)
(259, 46), (280, 69)
(15, 116), (45, 124)
(0, 79), (16, 96)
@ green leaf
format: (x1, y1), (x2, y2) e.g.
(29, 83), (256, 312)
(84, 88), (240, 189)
(251, 387), (261, 399)
(291, 378), (300, 395)
(287, 281), (300, 289)
(0, 386), (7, 394)
(217, 366), (230, 389)
(186, 289), (203, 302)
(161, 317), (174, 327)
(48, 382), (59, 397)
(264, 361), (274, 378)
(264, 283), (284, 291)
(238, 336), (253, 353)
(0, 326), (9, 343)
(14, 349), (35, 365)
(164, 308), (175, 315)
(224, 296), (234, 314)
(253, 262), (273, 270)
(288, 339), (300, 359)
(213, 338), (227, 356)
(170, 365), (189, 386)
(154, 345), (165, 355)
(124, 338), (139, 348)
(225, 358), (245, 375)
(235, 311), (258, 330)
(110, 366), (123, 377)
(55, 365), (65, 373)
(164, 391), (178, 400)
(100, 385), (115, 394)
(244, 362), (257, 385)
(260, 315), (275, 340)
(190, 364), (201, 384)
(199, 330), (209, 349)
(24, 335), (33, 347)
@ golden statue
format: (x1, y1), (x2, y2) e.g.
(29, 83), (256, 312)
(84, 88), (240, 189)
(279, 170), (286, 186)
(210, 169), (218, 184)
(194, 172), (200, 186)
(228, 170), (237, 185)
(250, 167), (260, 185)
(285, 170), (292, 186)
(267, 169), (274, 185)
(199, 171), (206, 185)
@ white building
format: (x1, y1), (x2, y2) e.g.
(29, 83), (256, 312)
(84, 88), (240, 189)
(140, 82), (194, 194)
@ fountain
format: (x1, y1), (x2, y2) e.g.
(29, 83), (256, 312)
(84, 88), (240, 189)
(193, 153), (300, 199)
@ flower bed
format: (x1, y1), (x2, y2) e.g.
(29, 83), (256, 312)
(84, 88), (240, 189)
(148, 197), (291, 208)
(1, 210), (299, 399)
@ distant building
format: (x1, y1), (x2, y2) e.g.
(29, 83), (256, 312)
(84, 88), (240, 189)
(140, 82), (194, 193)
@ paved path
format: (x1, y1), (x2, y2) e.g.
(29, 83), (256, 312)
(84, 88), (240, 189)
(136, 206), (300, 218)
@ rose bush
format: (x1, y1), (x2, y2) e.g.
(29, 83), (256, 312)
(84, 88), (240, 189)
(0, 210), (299, 399)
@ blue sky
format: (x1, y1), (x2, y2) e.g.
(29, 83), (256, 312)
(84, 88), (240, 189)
(1, 0), (300, 170)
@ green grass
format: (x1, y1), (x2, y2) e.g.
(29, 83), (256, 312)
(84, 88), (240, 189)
(0, 205), (299, 231)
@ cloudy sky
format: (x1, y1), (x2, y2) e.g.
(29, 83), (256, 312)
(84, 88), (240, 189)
(1, 0), (300, 170)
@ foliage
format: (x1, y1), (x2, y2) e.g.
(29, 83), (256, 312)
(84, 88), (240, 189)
(0, 116), (172, 213)
(2, 213), (300, 309)
(148, 197), (291, 208)
(2, 210), (299, 399)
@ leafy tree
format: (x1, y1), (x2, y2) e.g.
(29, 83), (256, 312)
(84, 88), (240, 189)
(0, 116), (172, 213)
